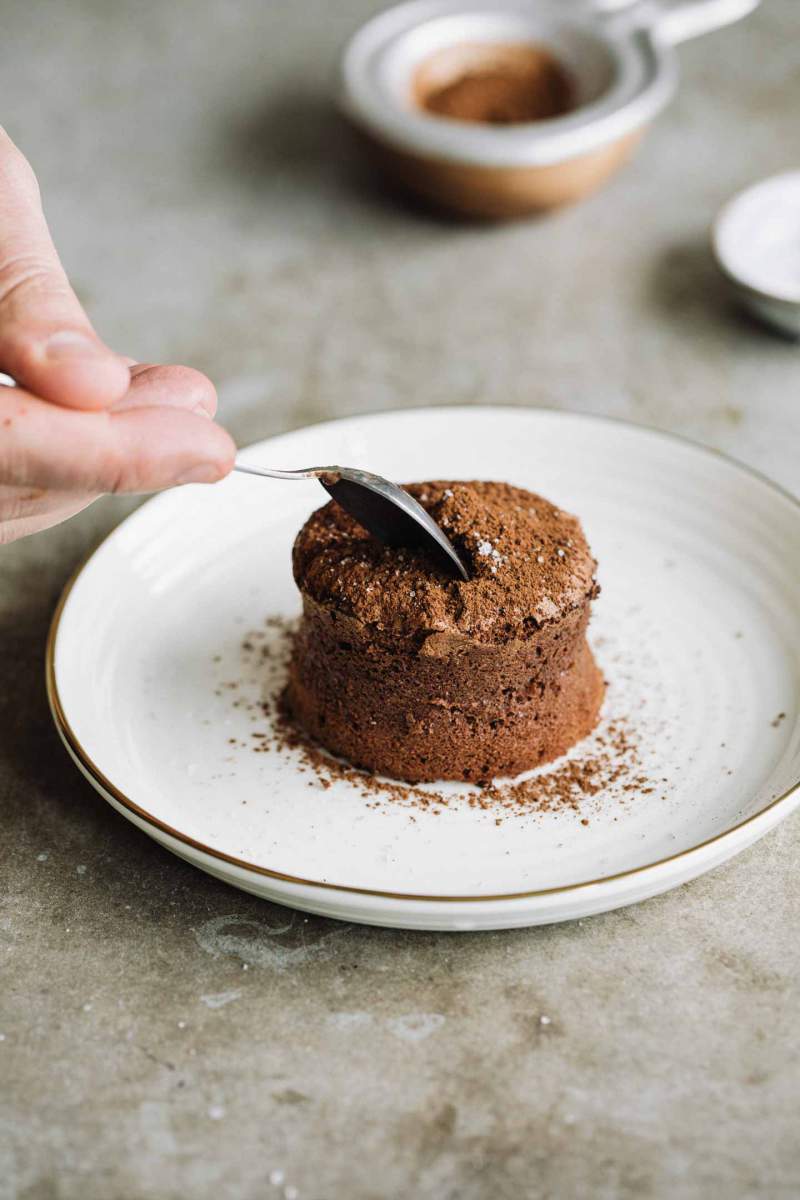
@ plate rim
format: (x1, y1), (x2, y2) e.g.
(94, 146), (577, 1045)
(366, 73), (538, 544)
(46, 406), (800, 904)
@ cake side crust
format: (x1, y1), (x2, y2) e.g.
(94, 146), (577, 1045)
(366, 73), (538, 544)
(287, 479), (603, 784)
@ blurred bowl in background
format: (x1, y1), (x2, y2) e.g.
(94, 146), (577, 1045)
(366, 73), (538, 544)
(338, 0), (760, 219)
(712, 171), (800, 340)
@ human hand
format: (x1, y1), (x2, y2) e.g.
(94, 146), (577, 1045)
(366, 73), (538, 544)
(0, 128), (235, 544)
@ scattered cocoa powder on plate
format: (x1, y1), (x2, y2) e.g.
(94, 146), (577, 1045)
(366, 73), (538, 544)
(223, 616), (655, 823)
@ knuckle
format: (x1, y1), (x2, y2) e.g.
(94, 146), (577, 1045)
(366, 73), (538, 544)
(0, 131), (40, 202)
(0, 483), (48, 525)
(0, 254), (69, 310)
(0, 436), (26, 489)
(102, 449), (129, 495)
(81, 420), (129, 495)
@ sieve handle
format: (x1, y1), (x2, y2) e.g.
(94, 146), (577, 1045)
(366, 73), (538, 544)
(646, 0), (760, 45)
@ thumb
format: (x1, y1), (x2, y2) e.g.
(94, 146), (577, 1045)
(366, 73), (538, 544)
(0, 128), (130, 411)
(0, 383), (236, 494)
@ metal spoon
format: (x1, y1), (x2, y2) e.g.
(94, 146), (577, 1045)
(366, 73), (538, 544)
(234, 462), (469, 581)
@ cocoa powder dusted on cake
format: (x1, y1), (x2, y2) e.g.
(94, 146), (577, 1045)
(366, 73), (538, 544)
(292, 480), (598, 647)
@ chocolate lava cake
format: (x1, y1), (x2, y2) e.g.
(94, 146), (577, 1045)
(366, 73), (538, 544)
(285, 480), (603, 784)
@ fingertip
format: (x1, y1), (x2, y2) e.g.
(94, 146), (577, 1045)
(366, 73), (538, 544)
(174, 366), (218, 418)
(121, 363), (218, 417)
(212, 420), (237, 467)
(105, 406), (236, 494)
(187, 417), (236, 482)
(174, 462), (230, 485)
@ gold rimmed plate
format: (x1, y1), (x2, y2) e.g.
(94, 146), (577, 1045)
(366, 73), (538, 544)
(48, 408), (800, 930)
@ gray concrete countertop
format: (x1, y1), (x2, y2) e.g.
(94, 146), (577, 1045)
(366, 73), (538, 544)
(2, 2), (799, 1197)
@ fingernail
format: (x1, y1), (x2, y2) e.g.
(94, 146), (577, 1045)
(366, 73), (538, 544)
(175, 463), (223, 485)
(46, 330), (105, 359)
(192, 403), (212, 419)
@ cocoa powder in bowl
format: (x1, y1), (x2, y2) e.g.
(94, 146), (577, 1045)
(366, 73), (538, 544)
(414, 42), (575, 125)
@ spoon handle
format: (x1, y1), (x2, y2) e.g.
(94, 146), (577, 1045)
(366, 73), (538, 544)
(234, 462), (324, 482)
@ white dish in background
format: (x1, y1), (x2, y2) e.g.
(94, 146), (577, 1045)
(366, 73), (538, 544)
(337, 0), (758, 216)
(713, 171), (800, 338)
(340, 0), (758, 168)
(48, 409), (800, 931)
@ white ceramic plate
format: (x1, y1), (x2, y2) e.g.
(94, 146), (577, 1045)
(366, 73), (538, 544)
(48, 409), (800, 930)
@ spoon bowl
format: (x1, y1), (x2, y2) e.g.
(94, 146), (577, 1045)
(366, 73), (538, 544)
(233, 461), (469, 581)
